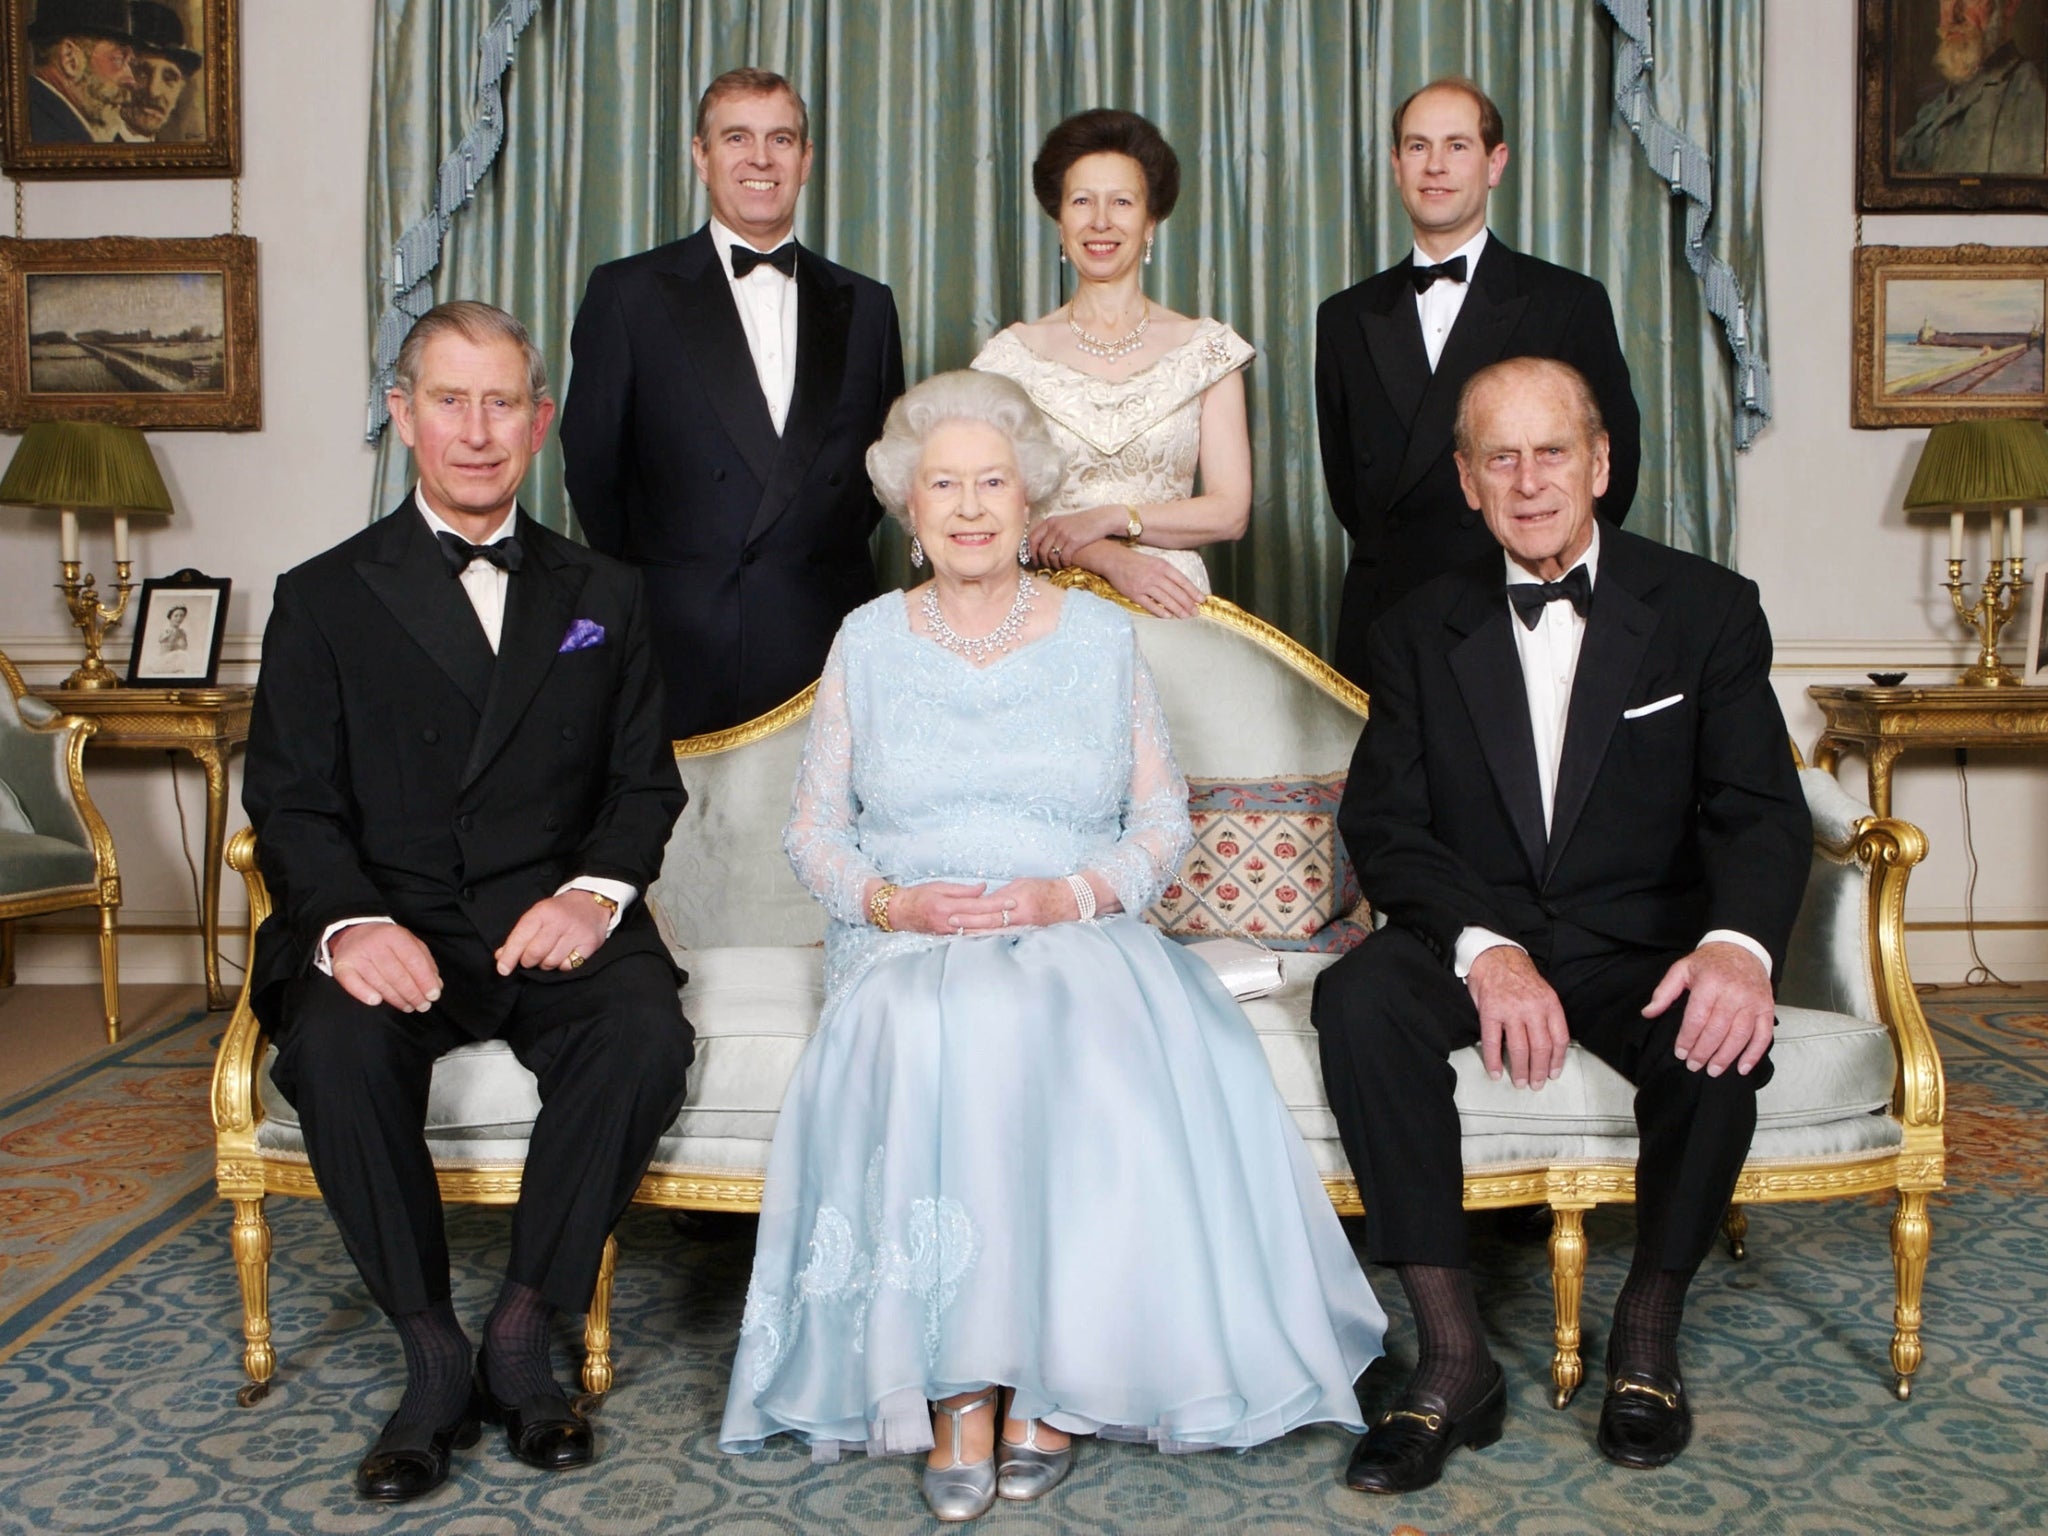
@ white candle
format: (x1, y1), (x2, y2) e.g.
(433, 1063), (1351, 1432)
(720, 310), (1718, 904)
(113, 514), (129, 566)
(2010, 506), (2025, 567)
(1992, 512), (2005, 565)
(1950, 511), (1965, 562)
(60, 509), (78, 564)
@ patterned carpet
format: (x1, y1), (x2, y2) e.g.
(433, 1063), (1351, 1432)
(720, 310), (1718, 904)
(1, 994), (2044, 1535)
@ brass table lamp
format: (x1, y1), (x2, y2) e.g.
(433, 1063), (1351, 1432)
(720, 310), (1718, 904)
(1903, 419), (2048, 687)
(0, 422), (174, 689)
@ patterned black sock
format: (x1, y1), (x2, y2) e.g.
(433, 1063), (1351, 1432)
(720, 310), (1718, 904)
(1607, 1241), (1695, 1380)
(1393, 1263), (1495, 1417)
(390, 1300), (473, 1430)
(483, 1280), (562, 1406)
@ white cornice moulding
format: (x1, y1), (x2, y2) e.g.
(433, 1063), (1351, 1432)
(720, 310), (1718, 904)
(1767, 637), (1978, 671)
(0, 631), (262, 682)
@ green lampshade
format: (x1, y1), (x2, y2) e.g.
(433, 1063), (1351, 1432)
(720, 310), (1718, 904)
(1903, 420), (2048, 512)
(0, 422), (173, 516)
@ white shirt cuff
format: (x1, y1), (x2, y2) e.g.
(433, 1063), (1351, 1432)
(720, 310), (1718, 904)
(1701, 928), (1773, 977)
(315, 915), (395, 974)
(558, 877), (638, 936)
(1454, 925), (1524, 979)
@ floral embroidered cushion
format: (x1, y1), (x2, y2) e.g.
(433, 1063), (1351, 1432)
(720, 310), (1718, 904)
(1145, 774), (1370, 952)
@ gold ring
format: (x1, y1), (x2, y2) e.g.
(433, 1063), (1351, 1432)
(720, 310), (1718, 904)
(1001, 909), (1010, 927)
(567, 950), (584, 969)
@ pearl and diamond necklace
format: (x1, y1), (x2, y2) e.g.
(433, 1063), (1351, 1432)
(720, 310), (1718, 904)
(921, 572), (1038, 663)
(1068, 297), (1149, 361)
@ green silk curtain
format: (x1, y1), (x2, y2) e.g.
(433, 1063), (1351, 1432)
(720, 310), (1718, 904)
(368, 1), (1766, 658)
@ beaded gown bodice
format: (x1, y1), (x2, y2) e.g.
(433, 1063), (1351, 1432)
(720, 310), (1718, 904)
(971, 318), (1255, 593)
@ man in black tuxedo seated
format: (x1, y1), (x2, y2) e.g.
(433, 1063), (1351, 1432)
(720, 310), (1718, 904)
(243, 301), (693, 1502)
(1312, 357), (1809, 1490)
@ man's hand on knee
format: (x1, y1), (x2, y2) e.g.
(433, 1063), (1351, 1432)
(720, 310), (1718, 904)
(330, 923), (443, 1012)
(1466, 946), (1570, 1089)
(1644, 941), (1775, 1078)
(495, 893), (611, 975)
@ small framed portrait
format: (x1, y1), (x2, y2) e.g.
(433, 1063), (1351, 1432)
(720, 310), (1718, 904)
(1, 0), (238, 177)
(1852, 244), (2048, 427)
(1860, 0), (2048, 210)
(0, 233), (259, 429)
(127, 567), (227, 686)
(2027, 568), (2048, 682)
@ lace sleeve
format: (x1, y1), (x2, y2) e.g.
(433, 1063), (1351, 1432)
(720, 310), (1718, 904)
(1094, 643), (1192, 915)
(783, 635), (882, 924)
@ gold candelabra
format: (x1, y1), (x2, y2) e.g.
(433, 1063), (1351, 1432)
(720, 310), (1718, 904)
(1944, 554), (2026, 686)
(57, 558), (136, 690)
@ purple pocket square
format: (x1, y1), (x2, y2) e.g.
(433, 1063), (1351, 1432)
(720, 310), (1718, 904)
(559, 618), (606, 653)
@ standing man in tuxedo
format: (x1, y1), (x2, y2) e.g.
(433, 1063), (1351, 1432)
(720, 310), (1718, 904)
(1312, 357), (1808, 1492)
(1316, 76), (1641, 686)
(245, 302), (694, 1502)
(562, 66), (904, 741)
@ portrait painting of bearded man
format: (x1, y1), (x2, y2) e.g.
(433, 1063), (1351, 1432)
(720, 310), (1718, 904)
(1893, 0), (2048, 176)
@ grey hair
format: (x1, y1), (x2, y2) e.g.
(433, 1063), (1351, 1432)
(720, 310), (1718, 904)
(391, 300), (550, 404)
(1453, 355), (1605, 458)
(865, 369), (1068, 528)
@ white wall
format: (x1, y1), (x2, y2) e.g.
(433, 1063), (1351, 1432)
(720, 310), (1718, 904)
(1740, 3), (2048, 981)
(8, 4), (2044, 990)
(3, 4), (379, 987)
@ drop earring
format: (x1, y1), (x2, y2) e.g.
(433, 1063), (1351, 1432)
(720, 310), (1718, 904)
(910, 536), (925, 569)
(1019, 535), (1032, 566)
(1059, 248), (1067, 264)
(1144, 235), (1154, 266)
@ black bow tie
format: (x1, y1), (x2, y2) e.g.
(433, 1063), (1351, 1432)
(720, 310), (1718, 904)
(1411, 255), (1468, 293)
(1508, 564), (1591, 629)
(437, 530), (523, 577)
(731, 242), (797, 279)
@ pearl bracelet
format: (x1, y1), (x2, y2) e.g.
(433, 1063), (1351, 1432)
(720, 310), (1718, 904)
(1065, 872), (1097, 922)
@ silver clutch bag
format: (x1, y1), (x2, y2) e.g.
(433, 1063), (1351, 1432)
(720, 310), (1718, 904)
(1185, 936), (1284, 1000)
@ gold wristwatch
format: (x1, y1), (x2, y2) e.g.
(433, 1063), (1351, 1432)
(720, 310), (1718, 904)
(1124, 506), (1144, 541)
(586, 890), (620, 918)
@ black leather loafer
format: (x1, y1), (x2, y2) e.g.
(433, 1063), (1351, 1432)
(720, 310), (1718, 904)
(478, 1353), (593, 1471)
(1344, 1361), (1506, 1494)
(1597, 1367), (1691, 1469)
(354, 1388), (484, 1502)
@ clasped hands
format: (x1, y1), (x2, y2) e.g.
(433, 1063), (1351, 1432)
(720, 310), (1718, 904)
(328, 892), (613, 1012)
(1465, 940), (1774, 1091)
(879, 877), (1083, 935)
(1028, 504), (1202, 619)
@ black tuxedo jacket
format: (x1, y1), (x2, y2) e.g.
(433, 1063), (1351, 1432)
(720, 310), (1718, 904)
(1316, 237), (1641, 684)
(561, 227), (904, 740)
(1340, 527), (1809, 979)
(243, 497), (686, 1036)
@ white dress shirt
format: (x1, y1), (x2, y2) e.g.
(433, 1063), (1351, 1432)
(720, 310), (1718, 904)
(1413, 227), (1490, 372)
(1453, 525), (1772, 981)
(314, 493), (635, 974)
(709, 216), (799, 435)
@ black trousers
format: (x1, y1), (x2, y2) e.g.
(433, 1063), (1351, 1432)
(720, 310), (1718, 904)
(1311, 926), (1772, 1273)
(270, 952), (694, 1318)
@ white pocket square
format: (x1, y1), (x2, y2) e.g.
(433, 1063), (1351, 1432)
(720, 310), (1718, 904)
(1623, 693), (1685, 720)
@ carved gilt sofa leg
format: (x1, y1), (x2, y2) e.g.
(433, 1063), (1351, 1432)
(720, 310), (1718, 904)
(96, 903), (120, 1043)
(231, 1196), (275, 1405)
(1723, 1202), (1749, 1261)
(580, 1233), (619, 1403)
(1548, 1204), (1588, 1408)
(1890, 1189), (1930, 1400)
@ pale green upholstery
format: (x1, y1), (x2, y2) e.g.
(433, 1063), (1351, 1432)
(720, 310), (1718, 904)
(219, 587), (1945, 1404)
(0, 651), (121, 1040)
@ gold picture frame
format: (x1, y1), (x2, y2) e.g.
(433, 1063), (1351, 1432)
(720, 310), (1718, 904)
(1852, 244), (2048, 428)
(0, 233), (259, 429)
(1, 0), (239, 177)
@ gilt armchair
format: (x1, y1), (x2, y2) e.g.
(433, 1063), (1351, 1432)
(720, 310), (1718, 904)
(0, 650), (121, 1042)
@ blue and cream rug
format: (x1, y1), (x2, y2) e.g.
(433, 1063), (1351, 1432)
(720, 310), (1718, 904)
(2, 995), (2044, 1535)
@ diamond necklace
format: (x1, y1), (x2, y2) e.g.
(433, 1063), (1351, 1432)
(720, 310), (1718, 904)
(1068, 297), (1149, 360)
(921, 572), (1038, 664)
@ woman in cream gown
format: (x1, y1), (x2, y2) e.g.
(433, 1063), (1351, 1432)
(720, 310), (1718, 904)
(973, 108), (1252, 619)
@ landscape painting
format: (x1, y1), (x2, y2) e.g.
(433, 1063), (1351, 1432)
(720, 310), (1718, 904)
(1854, 244), (2048, 426)
(0, 233), (258, 429)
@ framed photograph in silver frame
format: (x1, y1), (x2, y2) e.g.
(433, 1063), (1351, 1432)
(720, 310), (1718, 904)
(2027, 568), (2048, 683)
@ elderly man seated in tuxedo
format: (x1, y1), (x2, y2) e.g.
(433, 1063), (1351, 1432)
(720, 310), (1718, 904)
(1312, 356), (1809, 1492)
(243, 301), (694, 1502)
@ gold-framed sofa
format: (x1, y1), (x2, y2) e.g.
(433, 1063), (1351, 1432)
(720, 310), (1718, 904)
(211, 581), (1945, 1410)
(0, 649), (121, 1041)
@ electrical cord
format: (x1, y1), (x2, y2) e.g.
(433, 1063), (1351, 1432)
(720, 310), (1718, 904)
(1953, 747), (2009, 988)
(167, 750), (244, 978)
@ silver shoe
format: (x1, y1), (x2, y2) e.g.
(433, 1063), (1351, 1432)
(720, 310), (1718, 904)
(997, 1417), (1076, 1502)
(921, 1389), (998, 1523)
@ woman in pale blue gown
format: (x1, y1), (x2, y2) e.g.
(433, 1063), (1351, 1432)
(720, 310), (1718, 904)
(718, 370), (1383, 1521)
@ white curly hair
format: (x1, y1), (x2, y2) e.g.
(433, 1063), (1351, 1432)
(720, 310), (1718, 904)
(865, 369), (1069, 529)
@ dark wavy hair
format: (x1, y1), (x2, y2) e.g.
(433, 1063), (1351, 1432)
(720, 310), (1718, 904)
(1030, 109), (1180, 222)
